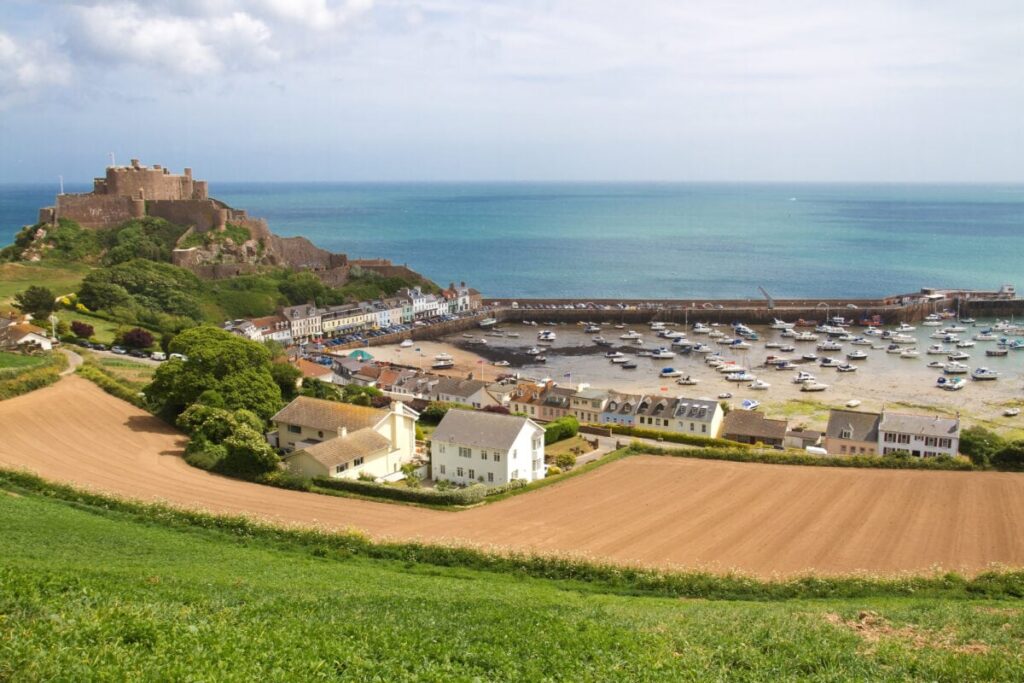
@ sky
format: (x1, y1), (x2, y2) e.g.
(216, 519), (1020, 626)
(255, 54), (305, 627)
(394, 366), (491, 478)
(1, 1), (1022, 183)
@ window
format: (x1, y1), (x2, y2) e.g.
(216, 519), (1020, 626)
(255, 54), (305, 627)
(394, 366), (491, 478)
(487, 472), (494, 483)
(459, 447), (472, 459)
(701, 424), (707, 433)
(898, 434), (910, 444)
(481, 451), (488, 460)
(839, 429), (852, 440)
(439, 465), (446, 475)
(468, 469), (475, 479)
(939, 438), (952, 449)
(456, 467), (464, 477)
(335, 463), (348, 473)
(354, 457), (364, 466)
(840, 445), (847, 454)
(884, 433), (896, 442)
(288, 425), (302, 434)
(439, 444), (446, 453)
(511, 469), (518, 480)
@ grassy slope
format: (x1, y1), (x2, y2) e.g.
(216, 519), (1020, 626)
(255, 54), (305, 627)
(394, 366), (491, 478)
(0, 261), (91, 310)
(2, 490), (1023, 680)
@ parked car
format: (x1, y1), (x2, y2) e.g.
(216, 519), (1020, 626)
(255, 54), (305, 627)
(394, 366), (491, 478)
(111, 346), (127, 355)
(128, 349), (148, 359)
(150, 351), (167, 361)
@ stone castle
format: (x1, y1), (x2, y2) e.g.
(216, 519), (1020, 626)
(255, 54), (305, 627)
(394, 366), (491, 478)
(37, 160), (424, 286)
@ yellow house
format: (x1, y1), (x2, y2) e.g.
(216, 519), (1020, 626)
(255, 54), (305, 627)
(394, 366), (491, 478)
(270, 396), (419, 480)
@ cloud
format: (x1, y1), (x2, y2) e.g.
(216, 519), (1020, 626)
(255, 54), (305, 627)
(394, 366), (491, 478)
(0, 31), (71, 108)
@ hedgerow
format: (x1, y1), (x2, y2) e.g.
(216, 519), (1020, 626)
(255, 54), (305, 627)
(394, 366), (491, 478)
(0, 352), (66, 401)
(313, 477), (488, 506)
(635, 443), (976, 471)
(600, 424), (746, 448)
(76, 361), (147, 408)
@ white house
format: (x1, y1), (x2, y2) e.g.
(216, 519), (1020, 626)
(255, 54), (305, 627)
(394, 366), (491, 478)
(430, 409), (545, 486)
(430, 377), (500, 409)
(271, 396), (420, 480)
(877, 412), (960, 458)
(282, 304), (322, 341)
(0, 322), (53, 351)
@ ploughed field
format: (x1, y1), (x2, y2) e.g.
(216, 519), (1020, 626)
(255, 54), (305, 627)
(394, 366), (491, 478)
(3, 376), (1024, 577)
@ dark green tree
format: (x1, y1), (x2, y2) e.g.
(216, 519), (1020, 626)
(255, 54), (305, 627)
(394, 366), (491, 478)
(13, 285), (56, 320)
(270, 362), (303, 400)
(991, 441), (1024, 471)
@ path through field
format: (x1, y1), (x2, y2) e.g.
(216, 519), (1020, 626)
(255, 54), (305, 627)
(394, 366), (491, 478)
(2, 377), (1023, 577)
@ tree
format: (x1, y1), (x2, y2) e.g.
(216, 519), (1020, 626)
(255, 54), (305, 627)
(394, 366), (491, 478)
(300, 377), (342, 401)
(70, 321), (94, 339)
(146, 326), (282, 421)
(121, 327), (154, 349)
(991, 441), (1024, 472)
(401, 462), (422, 489)
(219, 424), (280, 477)
(13, 285), (55, 320)
(555, 452), (576, 470)
(278, 271), (328, 307)
(959, 425), (1005, 467)
(482, 405), (511, 415)
(270, 363), (303, 400)
(340, 383), (382, 406)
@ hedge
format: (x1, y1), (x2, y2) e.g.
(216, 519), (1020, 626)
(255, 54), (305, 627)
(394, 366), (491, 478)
(600, 424), (745, 449)
(0, 352), (66, 401)
(544, 416), (579, 445)
(635, 443), (977, 471)
(313, 477), (488, 506)
(483, 479), (528, 497)
(76, 362), (148, 408)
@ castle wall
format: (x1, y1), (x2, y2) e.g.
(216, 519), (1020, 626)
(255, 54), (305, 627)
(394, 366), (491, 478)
(147, 199), (224, 231)
(105, 166), (196, 201)
(56, 194), (141, 229)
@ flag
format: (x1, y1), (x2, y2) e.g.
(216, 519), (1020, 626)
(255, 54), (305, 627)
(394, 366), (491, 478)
(563, 372), (571, 378)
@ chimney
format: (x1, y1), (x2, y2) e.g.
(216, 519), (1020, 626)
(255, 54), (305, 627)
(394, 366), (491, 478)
(337, 426), (348, 438)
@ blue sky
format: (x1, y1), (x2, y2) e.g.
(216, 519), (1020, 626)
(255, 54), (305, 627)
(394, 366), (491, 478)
(1, 1), (1022, 183)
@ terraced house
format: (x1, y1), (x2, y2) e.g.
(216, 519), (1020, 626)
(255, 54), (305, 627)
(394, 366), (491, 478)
(282, 304), (322, 341)
(877, 412), (960, 458)
(570, 388), (609, 424)
(430, 410), (546, 485)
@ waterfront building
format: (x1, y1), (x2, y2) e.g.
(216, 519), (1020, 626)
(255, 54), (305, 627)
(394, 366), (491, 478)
(600, 393), (638, 426)
(877, 412), (960, 458)
(428, 377), (499, 409)
(430, 410), (545, 485)
(282, 303), (322, 341)
(571, 388), (609, 424)
(824, 410), (881, 456)
(671, 398), (724, 438)
(721, 410), (788, 447)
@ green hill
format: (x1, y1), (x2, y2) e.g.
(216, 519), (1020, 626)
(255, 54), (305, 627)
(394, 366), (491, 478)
(2, 477), (1022, 680)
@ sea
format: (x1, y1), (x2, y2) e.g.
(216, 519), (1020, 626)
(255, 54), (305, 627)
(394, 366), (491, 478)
(2, 182), (1023, 299)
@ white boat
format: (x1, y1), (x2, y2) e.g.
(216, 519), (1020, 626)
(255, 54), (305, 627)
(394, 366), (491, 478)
(650, 347), (676, 359)
(926, 360), (945, 368)
(610, 356), (630, 364)
(537, 330), (556, 341)
(793, 371), (816, 384)
(971, 367), (999, 381)
(800, 382), (829, 392)
(534, 355), (547, 363)
(846, 350), (867, 360)
(801, 353), (818, 362)
(863, 328), (883, 337)
(956, 340), (975, 348)
(479, 317), (498, 328)
(885, 344), (903, 354)
(526, 347), (542, 356)
(718, 392), (733, 399)
(943, 362), (969, 374)
(729, 340), (752, 350)
(893, 334), (917, 344)
(435, 352), (453, 361)
(717, 364), (746, 374)
(748, 379), (771, 390)
(947, 351), (970, 361)
(974, 332), (998, 342)
(926, 344), (948, 355)
(780, 329), (797, 338)
(726, 371), (756, 382)
(936, 376), (965, 391)
(493, 360), (510, 367)
(943, 325), (966, 333)
(740, 399), (761, 410)
(692, 323), (711, 334)
(620, 330), (642, 340)
(604, 351), (624, 359)
(819, 357), (841, 368)
(637, 350), (653, 357)
(845, 399), (861, 408)
(583, 325), (601, 333)
(692, 343), (713, 354)
(779, 345), (796, 353)
(765, 341), (782, 349)
(922, 314), (942, 326)
(899, 348), (920, 358)
(676, 376), (699, 385)
(817, 340), (842, 351)
(400, 339), (414, 348)
(850, 337), (873, 346)
(770, 318), (795, 330)
(1004, 408), (1021, 417)
(432, 359), (454, 369)
(659, 367), (683, 378)
(794, 332), (819, 342)
(836, 364), (858, 372)
(894, 322), (916, 332)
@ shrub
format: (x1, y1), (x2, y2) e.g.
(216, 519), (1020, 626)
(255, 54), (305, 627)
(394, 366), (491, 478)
(555, 452), (577, 470)
(313, 477), (487, 506)
(257, 470), (312, 491)
(601, 424), (744, 449)
(635, 443), (976, 471)
(70, 321), (94, 339)
(420, 401), (473, 425)
(960, 425), (1005, 467)
(544, 416), (579, 445)
(483, 479), (528, 496)
(120, 327), (154, 349)
(991, 441), (1024, 472)
(218, 424), (280, 478)
(546, 465), (562, 476)
(185, 443), (226, 471)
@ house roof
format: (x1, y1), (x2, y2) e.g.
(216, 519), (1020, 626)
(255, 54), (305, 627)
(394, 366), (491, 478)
(433, 377), (488, 400)
(6, 322), (46, 338)
(574, 388), (607, 401)
(879, 412), (960, 438)
(825, 410), (881, 442)
(722, 411), (788, 441)
(250, 314), (287, 329)
(290, 427), (390, 469)
(295, 359), (333, 379)
(672, 398), (719, 422)
(282, 304), (319, 320)
(432, 409), (538, 450)
(272, 396), (386, 433)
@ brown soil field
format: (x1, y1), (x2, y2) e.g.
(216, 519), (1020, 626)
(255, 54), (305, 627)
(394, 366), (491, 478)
(3, 376), (1024, 577)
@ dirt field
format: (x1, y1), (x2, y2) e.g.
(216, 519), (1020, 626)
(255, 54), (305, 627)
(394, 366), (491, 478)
(3, 376), (1024, 577)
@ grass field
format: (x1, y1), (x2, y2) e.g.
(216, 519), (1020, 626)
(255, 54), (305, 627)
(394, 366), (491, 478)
(0, 351), (44, 371)
(55, 310), (127, 344)
(0, 261), (91, 310)
(1, 484), (1023, 680)
(94, 356), (157, 388)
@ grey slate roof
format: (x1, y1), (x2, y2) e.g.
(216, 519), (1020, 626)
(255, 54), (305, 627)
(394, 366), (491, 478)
(878, 412), (960, 438)
(290, 427), (390, 468)
(672, 398), (718, 422)
(432, 377), (489, 400)
(432, 410), (539, 450)
(722, 411), (788, 441)
(825, 410), (881, 442)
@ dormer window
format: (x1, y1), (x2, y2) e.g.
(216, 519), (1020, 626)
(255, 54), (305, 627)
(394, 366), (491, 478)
(840, 428), (852, 440)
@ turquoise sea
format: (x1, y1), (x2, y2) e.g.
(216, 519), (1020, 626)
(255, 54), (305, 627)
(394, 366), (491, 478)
(2, 182), (1023, 298)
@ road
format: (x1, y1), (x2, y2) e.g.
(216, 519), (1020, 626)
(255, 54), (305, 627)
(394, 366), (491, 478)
(3, 376), (1024, 577)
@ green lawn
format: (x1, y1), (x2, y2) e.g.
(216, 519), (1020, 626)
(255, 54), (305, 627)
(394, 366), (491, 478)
(0, 261), (91, 310)
(0, 351), (44, 370)
(1, 480), (1022, 680)
(95, 356), (157, 388)
(546, 434), (594, 459)
(56, 310), (128, 345)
